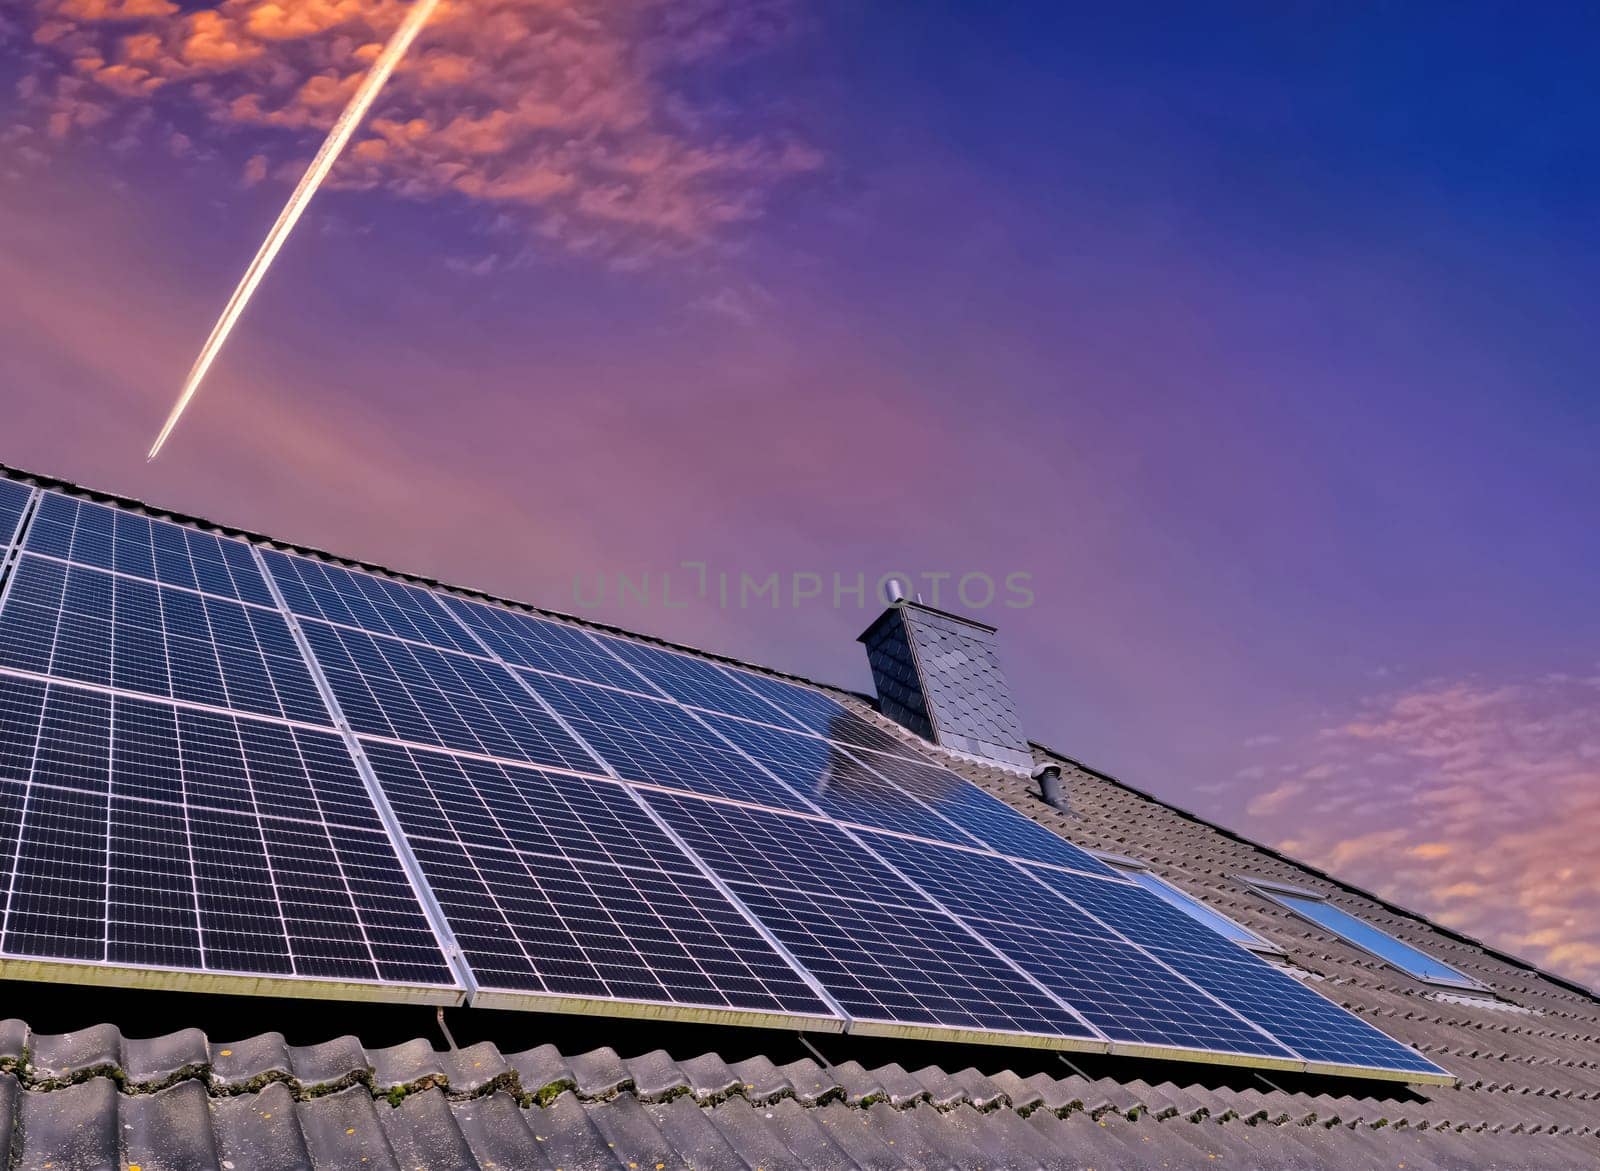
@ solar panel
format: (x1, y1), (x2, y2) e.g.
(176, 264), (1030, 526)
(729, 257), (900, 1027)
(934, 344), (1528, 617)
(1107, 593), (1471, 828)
(700, 712), (999, 846)
(1154, 950), (1448, 1077)
(0, 481), (1453, 1083)
(356, 739), (838, 1026)
(840, 748), (1119, 876)
(517, 673), (815, 811)
(0, 555), (331, 725)
(27, 492), (275, 606)
(727, 668), (923, 756)
(600, 637), (816, 728)
(441, 597), (657, 694)
(641, 789), (1100, 1044)
(294, 619), (596, 772)
(0, 676), (455, 992)
(261, 549), (483, 655)
(863, 833), (1296, 1060)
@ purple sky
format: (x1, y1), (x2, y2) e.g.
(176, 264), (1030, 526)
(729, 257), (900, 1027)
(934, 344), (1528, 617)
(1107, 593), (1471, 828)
(2, 1), (1597, 989)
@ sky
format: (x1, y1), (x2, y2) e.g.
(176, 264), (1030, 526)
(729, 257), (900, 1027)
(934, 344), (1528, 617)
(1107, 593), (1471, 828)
(2, 1), (1597, 990)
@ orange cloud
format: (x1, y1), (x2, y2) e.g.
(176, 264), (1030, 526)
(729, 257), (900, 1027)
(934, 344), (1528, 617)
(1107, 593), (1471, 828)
(1238, 677), (1600, 990)
(15, 0), (821, 265)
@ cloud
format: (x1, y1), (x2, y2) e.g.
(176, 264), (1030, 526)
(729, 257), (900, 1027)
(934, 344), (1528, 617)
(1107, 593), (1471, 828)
(13, 0), (820, 265)
(1237, 677), (1600, 991)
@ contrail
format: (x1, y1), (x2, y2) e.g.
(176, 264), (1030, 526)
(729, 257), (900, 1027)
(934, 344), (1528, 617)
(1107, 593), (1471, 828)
(148, 0), (443, 461)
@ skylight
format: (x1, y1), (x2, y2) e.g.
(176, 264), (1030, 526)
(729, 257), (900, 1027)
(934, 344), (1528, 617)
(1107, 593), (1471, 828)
(1096, 855), (1280, 954)
(1256, 884), (1482, 990)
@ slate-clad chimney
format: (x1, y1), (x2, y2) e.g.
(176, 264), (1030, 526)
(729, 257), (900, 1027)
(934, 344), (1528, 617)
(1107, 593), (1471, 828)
(857, 597), (1033, 771)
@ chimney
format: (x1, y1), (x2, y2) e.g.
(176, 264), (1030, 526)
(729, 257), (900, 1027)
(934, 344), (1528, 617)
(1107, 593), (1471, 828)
(857, 592), (1033, 771)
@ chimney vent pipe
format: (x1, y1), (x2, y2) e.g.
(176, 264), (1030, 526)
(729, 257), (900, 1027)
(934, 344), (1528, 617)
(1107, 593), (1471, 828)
(884, 578), (907, 604)
(1032, 763), (1066, 811)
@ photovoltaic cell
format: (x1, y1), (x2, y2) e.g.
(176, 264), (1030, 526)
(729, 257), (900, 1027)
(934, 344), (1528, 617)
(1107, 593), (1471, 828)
(0, 555), (331, 725)
(26, 492), (274, 606)
(261, 549), (483, 655)
(519, 673), (813, 811)
(440, 597), (655, 693)
(642, 789), (1098, 1039)
(0, 677), (453, 987)
(358, 740), (832, 1017)
(296, 619), (595, 772)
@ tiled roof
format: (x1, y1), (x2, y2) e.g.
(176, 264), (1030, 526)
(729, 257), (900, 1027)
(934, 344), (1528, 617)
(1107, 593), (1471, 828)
(4, 1017), (1598, 1170)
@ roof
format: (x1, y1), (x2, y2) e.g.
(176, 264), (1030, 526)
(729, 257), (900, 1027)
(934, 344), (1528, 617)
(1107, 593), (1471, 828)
(1, 461), (1597, 1168)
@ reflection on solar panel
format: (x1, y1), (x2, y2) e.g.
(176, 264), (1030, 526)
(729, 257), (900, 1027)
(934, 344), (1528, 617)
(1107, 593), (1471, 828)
(729, 668), (922, 756)
(702, 712), (997, 845)
(358, 740), (836, 1025)
(0, 677), (453, 990)
(847, 748), (1119, 876)
(0, 475), (1452, 1083)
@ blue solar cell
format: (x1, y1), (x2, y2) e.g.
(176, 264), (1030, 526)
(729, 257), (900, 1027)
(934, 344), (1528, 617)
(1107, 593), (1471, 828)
(27, 492), (274, 606)
(861, 833), (1293, 1057)
(1025, 864), (1265, 964)
(519, 673), (813, 810)
(0, 680), (453, 986)
(440, 597), (655, 693)
(0, 555), (331, 725)
(1169, 953), (1450, 1075)
(261, 550), (483, 655)
(296, 619), (598, 773)
(641, 789), (1098, 1039)
(359, 740), (831, 1016)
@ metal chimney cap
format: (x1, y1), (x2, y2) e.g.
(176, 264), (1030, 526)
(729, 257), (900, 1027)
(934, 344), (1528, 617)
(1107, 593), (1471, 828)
(883, 578), (907, 603)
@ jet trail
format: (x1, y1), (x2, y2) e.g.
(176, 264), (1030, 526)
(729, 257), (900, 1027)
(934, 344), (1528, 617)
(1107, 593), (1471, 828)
(148, 0), (443, 461)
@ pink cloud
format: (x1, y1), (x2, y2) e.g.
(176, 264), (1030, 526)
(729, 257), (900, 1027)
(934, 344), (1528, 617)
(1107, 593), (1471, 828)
(14, 0), (821, 265)
(1238, 676), (1600, 990)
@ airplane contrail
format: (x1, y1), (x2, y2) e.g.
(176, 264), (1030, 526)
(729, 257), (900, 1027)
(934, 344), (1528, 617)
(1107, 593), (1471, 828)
(148, 0), (443, 461)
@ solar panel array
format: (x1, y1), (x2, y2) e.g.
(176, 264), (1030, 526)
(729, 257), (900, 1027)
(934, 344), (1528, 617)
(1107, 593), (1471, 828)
(0, 472), (1450, 1082)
